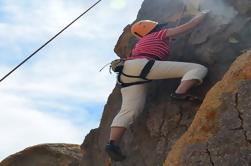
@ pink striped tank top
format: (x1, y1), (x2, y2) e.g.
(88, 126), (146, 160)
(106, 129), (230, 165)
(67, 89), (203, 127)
(128, 29), (170, 61)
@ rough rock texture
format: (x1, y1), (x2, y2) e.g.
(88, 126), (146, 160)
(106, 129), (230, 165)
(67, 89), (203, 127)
(0, 144), (82, 166)
(164, 51), (251, 166)
(2, 0), (251, 166)
(81, 0), (251, 166)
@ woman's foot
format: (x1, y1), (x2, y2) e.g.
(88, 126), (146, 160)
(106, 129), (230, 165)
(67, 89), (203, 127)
(105, 140), (126, 161)
(170, 92), (202, 103)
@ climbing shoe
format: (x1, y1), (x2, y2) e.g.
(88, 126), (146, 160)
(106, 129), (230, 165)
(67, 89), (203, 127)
(170, 92), (202, 103)
(105, 141), (126, 161)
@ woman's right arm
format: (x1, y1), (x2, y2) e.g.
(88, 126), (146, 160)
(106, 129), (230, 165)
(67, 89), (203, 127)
(166, 10), (209, 38)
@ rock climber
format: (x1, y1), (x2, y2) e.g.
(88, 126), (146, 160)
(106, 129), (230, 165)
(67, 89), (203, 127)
(105, 10), (209, 161)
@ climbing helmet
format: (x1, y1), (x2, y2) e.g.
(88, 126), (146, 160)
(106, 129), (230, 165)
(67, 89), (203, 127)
(131, 20), (158, 38)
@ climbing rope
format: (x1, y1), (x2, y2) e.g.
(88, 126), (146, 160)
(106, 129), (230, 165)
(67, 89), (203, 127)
(0, 0), (102, 83)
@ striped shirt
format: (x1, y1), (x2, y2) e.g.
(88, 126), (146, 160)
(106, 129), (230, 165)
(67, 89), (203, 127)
(128, 29), (170, 61)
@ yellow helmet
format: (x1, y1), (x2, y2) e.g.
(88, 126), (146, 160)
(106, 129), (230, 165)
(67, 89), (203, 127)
(131, 20), (158, 38)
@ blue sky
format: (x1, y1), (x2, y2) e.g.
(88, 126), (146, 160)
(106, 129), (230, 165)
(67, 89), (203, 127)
(0, 0), (143, 160)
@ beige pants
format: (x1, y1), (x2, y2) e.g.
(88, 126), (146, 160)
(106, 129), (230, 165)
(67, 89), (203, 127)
(111, 58), (208, 128)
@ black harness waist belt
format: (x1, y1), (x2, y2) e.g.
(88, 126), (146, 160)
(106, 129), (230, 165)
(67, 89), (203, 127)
(117, 60), (155, 88)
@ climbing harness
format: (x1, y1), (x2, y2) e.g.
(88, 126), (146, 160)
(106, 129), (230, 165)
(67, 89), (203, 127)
(117, 60), (155, 88)
(0, 0), (102, 84)
(100, 58), (155, 88)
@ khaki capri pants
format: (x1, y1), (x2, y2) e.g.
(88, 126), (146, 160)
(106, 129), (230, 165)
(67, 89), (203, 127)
(111, 58), (208, 128)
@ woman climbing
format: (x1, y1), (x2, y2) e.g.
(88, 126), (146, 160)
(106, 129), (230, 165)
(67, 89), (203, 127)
(105, 10), (209, 161)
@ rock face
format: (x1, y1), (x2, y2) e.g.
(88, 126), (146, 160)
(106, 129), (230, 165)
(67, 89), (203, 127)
(164, 50), (251, 166)
(2, 0), (251, 166)
(0, 144), (82, 166)
(81, 0), (251, 165)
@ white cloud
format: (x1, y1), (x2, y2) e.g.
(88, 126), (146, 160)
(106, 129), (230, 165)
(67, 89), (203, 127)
(0, 0), (142, 46)
(0, 44), (117, 102)
(0, 0), (144, 161)
(0, 92), (98, 160)
(110, 0), (127, 10)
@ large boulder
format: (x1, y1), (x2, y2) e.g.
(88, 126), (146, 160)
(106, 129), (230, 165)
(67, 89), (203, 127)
(164, 50), (251, 166)
(0, 144), (82, 166)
